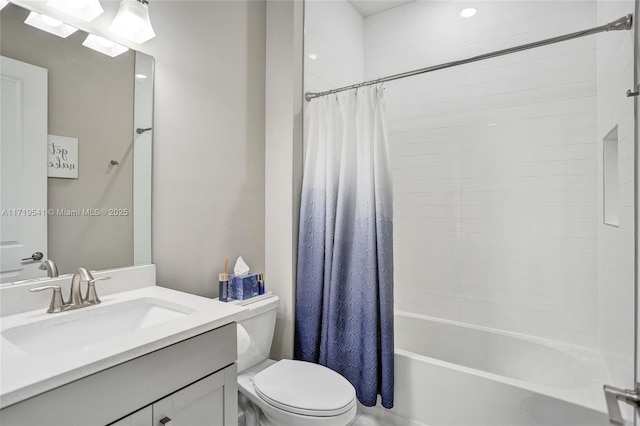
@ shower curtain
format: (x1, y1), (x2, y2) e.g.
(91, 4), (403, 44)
(295, 85), (394, 409)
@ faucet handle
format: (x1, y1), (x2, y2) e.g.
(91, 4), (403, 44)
(30, 285), (64, 313)
(84, 276), (111, 305)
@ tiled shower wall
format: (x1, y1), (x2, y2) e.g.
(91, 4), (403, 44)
(304, 0), (363, 94)
(365, 1), (601, 347)
(596, 0), (635, 389)
(304, 1), (636, 364)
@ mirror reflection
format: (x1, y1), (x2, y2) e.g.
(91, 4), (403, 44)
(0, 3), (153, 283)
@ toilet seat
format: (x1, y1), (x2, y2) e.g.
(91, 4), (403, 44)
(253, 359), (356, 417)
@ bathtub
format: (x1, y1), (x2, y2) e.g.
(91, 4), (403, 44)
(386, 312), (612, 426)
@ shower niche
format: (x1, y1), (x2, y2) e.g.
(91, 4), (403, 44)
(603, 126), (619, 227)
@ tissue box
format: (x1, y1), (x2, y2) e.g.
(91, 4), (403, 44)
(229, 274), (259, 300)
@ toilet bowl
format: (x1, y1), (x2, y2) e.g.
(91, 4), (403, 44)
(235, 295), (357, 426)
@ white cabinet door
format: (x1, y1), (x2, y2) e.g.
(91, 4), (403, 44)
(0, 55), (48, 283)
(111, 406), (152, 426)
(152, 366), (238, 426)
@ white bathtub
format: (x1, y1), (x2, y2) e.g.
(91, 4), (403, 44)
(388, 312), (612, 426)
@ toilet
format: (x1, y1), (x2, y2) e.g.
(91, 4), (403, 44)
(235, 294), (357, 426)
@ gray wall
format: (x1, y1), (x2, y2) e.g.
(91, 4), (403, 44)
(1, 5), (134, 274)
(10, 0), (267, 296)
(145, 1), (266, 297)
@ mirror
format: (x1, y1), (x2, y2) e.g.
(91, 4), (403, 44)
(0, 3), (153, 282)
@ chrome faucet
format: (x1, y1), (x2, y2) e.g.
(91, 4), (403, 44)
(30, 267), (111, 313)
(39, 259), (59, 278)
(66, 267), (94, 310)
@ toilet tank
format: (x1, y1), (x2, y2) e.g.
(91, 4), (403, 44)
(236, 295), (279, 373)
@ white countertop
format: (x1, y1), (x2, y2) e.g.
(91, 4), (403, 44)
(0, 285), (247, 409)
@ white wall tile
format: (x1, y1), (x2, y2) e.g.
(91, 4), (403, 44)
(596, 0), (636, 389)
(530, 159), (597, 177)
(308, 0), (634, 361)
(462, 232), (530, 250)
(460, 286), (530, 309)
(460, 299), (530, 334)
(304, 0), (363, 94)
(462, 191), (531, 206)
(364, 0), (602, 347)
(461, 218), (530, 235)
(532, 190), (597, 206)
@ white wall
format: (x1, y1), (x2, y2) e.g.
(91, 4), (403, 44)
(596, 0), (636, 390)
(265, 0), (304, 360)
(294, 0), (363, 358)
(13, 0), (268, 297)
(365, 1), (601, 346)
(304, 0), (364, 93)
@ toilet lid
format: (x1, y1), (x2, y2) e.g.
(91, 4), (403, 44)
(253, 359), (356, 417)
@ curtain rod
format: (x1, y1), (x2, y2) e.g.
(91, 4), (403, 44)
(304, 14), (633, 102)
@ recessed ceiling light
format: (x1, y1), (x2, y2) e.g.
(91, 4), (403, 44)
(307, 53), (318, 61)
(24, 11), (79, 38)
(460, 8), (477, 18)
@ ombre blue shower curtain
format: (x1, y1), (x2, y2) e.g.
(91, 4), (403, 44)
(295, 85), (394, 409)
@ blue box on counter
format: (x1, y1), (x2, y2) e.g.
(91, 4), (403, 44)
(229, 274), (259, 300)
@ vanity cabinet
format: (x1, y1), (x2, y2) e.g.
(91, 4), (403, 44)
(111, 366), (236, 426)
(1, 323), (238, 426)
(152, 368), (233, 426)
(111, 407), (152, 426)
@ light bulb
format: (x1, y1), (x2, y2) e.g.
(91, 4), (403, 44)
(24, 11), (78, 38)
(109, 0), (156, 44)
(82, 34), (129, 57)
(41, 15), (63, 27)
(47, 0), (104, 22)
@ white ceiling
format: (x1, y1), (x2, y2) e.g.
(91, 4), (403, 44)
(348, 0), (415, 17)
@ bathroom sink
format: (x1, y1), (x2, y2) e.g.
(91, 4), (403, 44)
(1, 284), (248, 409)
(1, 297), (195, 356)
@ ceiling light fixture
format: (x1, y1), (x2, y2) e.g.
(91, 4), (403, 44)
(460, 8), (477, 18)
(109, 0), (156, 44)
(82, 34), (129, 57)
(41, 14), (64, 27)
(46, 0), (104, 22)
(24, 11), (79, 38)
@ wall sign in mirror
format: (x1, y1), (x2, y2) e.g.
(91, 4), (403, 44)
(0, 3), (154, 283)
(47, 135), (78, 179)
